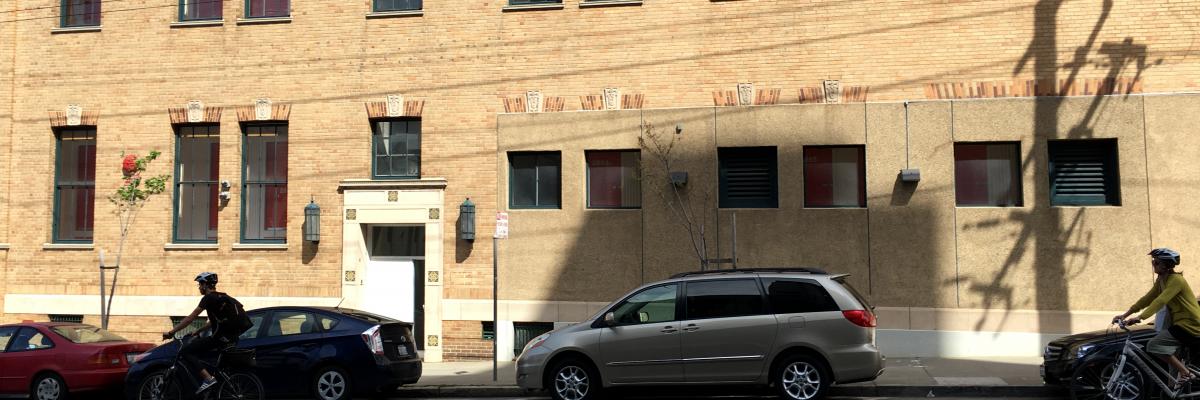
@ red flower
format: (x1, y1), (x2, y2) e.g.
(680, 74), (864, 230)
(122, 154), (138, 177)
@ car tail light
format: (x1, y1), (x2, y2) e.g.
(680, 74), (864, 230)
(361, 325), (384, 355)
(90, 349), (121, 366)
(843, 310), (877, 328)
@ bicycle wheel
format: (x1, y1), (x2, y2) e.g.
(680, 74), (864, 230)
(215, 372), (264, 400)
(1070, 357), (1146, 400)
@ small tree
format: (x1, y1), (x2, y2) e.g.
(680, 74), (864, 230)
(639, 123), (715, 270)
(100, 151), (170, 329)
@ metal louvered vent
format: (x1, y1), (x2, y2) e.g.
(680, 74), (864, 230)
(49, 314), (83, 324)
(1049, 140), (1120, 206)
(719, 147), (778, 208)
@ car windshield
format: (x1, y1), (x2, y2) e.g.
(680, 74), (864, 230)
(51, 325), (127, 344)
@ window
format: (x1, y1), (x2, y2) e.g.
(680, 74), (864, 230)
(54, 128), (96, 243)
(368, 226), (424, 257)
(180, 0), (222, 21)
(0, 327), (16, 352)
(240, 314), (265, 340)
(8, 328), (54, 351)
(317, 315), (339, 331)
(170, 316), (209, 336)
(481, 321), (495, 340)
(62, 0), (100, 27)
(50, 325), (126, 343)
(48, 314), (83, 323)
(509, 0), (561, 5)
(954, 142), (1022, 207)
(266, 311), (318, 336)
(371, 119), (420, 179)
(374, 0), (421, 12)
(684, 279), (765, 320)
(175, 125), (220, 243)
(509, 152), (560, 209)
(763, 279), (839, 314)
(719, 147), (778, 208)
(610, 284), (678, 325)
(586, 150), (640, 209)
(246, 0), (288, 18)
(242, 123), (288, 243)
(803, 146), (866, 208)
(1049, 139), (1121, 206)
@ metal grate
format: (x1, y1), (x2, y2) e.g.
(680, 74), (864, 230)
(514, 322), (555, 357)
(1049, 140), (1120, 206)
(49, 314), (83, 324)
(719, 147), (778, 208)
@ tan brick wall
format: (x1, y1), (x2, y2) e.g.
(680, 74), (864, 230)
(2, 0), (1200, 338)
(441, 320), (492, 361)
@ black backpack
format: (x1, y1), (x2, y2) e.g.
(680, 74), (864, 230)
(213, 293), (254, 337)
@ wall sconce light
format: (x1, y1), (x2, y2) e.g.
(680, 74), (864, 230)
(304, 198), (320, 243)
(458, 198), (476, 241)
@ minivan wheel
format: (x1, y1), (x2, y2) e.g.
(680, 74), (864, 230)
(775, 355), (829, 400)
(313, 366), (352, 400)
(548, 358), (601, 400)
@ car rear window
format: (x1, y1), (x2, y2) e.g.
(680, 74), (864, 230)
(763, 278), (839, 313)
(332, 309), (397, 324)
(833, 276), (874, 311)
(51, 325), (126, 344)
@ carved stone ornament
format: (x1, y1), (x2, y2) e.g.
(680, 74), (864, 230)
(603, 88), (621, 110)
(344, 270), (356, 282)
(427, 335), (439, 347)
(737, 83), (754, 106)
(429, 208), (440, 220)
(187, 100), (204, 123)
(346, 209), (357, 220)
(254, 98), (272, 120)
(386, 94), (404, 117)
(823, 80), (842, 104)
(388, 191), (398, 202)
(66, 105), (83, 126)
(526, 90), (543, 113)
(427, 271), (440, 283)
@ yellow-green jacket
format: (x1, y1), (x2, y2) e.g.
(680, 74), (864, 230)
(1128, 273), (1200, 336)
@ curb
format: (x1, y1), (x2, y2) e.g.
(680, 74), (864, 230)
(398, 384), (1067, 398)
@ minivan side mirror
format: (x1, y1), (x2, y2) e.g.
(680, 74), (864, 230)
(604, 312), (616, 327)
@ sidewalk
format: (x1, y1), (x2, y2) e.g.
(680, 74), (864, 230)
(397, 356), (1066, 398)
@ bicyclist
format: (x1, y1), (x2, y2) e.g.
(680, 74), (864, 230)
(163, 272), (246, 394)
(1116, 248), (1200, 384)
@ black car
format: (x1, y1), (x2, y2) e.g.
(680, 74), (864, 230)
(1041, 324), (1155, 385)
(125, 306), (421, 400)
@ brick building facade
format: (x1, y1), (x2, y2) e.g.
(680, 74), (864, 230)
(1, 0), (1199, 361)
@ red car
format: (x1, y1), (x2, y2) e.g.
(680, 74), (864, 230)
(0, 322), (152, 400)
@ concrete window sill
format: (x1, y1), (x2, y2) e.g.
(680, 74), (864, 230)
(580, 0), (642, 8)
(502, 3), (564, 12)
(51, 26), (101, 34)
(367, 10), (423, 18)
(236, 17), (292, 25)
(0, 243), (9, 250)
(165, 243), (220, 250)
(43, 243), (94, 250)
(232, 243), (288, 250)
(171, 20), (224, 28)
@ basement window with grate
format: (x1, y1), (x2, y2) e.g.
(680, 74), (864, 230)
(719, 147), (778, 208)
(49, 314), (84, 324)
(1048, 139), (1121, 206)
(170, 316), (210, 336)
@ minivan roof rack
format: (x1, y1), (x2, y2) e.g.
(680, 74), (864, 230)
(670, 267), (828, 279)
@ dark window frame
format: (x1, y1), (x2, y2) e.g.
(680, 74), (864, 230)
(245, 0), (289, 18)
(179, 0), (222, 21)
(173, 124), (221, 244)
(240, 122), (289, 244)
(373, 0), (422, 12)
(52, 127), (97, 244)
(585, 149), (641, 209)
(61, 0), (101, 28)
(802, 145), (867, 209)
(508, 152), (561, 209)
(1048, 139), (1121, 206)
(953, 141), (1024, 207)
(370, 118), (421, 180)
(718, 147), (779, 209)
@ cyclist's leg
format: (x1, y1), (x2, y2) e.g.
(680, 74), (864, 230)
(180, 336), (219, 382)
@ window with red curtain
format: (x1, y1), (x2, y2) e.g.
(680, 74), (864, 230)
(803, 146), (865, 208)
(248, 0), (290, 18)
(243, 123), (288, 242)
(954, 143), (1022, 206)
(586, 150), (640, 208)
(54, 128), (96, 242)
(264, 141), (288, 229)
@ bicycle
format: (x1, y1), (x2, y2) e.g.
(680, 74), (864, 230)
(1069, 319), (1200, 400)
(141, 333), (264, 400)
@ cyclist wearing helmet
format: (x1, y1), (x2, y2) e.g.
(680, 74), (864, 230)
(163, 272), (244, 394)
(1116, 248), (1200, 384)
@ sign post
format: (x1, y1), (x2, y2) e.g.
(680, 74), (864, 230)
(493, 212), (508, 381)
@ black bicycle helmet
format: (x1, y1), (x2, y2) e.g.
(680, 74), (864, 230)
(1149, 248), (1181, 267)
(195, 272), (219, 286)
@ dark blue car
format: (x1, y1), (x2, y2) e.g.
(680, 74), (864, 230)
(125, 306), (421, 400)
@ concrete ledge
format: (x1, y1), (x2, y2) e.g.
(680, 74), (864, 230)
(502, 3), (564, 11)
(236, 17), (292, 25)
(579, 0), (642, 7)
(42, 243), (94, 250)
(51, 26), (101, 34)
(164, 243), (219, 250)
(0, 243), (9, 250)
(366, 10), (423, 18)
(170, 19), (224, 28)
(232, 243), (288, 250)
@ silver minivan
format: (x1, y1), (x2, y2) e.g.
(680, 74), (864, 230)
(515, 268), (883, 400)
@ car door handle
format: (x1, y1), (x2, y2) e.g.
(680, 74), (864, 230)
(682, 324), (700, 332)
(660, 326), (678, 334)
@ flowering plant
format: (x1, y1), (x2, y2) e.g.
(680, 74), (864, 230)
(100, 150), (172, 329)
